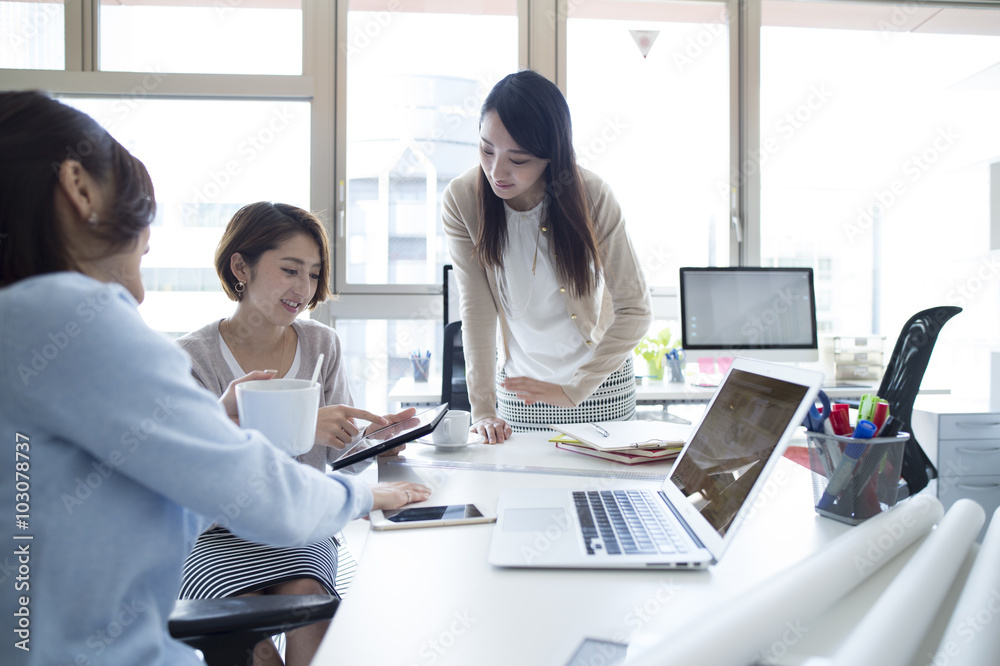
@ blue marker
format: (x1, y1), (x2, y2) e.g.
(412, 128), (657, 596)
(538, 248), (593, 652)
(815, 420), (877, 511)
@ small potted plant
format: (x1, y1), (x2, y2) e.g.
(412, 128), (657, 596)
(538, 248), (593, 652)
(634, 327), (680, 380)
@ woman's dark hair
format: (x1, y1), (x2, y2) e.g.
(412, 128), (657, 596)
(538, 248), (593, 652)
(0, 90), (156, 287)
(215, 202), (332, 310)
(476, 70), (601, 298)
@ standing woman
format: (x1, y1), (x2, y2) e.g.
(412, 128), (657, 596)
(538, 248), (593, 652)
(443, 70), (652, 443)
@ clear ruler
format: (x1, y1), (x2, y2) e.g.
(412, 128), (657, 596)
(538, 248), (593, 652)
(387, 458), (668, 481)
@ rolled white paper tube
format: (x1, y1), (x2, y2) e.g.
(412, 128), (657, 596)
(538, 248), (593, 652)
(930, 506), (1000, 666)
(625, 494), (944, 666)
(830, 499), (985, 666)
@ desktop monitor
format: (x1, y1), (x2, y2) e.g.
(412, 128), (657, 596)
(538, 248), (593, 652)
(679, 267), (818, 364)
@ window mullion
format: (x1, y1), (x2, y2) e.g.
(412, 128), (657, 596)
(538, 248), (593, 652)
(738, 0), (762, 267)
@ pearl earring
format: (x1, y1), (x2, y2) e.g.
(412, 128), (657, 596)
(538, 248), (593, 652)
(87, 212), (99, 226)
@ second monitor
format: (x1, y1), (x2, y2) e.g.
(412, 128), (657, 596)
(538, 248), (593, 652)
(679, 266), (818, 364)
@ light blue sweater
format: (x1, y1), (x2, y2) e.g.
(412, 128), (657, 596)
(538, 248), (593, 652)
(0, 273), (373, 666)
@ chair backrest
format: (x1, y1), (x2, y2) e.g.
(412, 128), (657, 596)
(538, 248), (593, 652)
(877, 305), (962, 496)
(441, 320), (470, 411)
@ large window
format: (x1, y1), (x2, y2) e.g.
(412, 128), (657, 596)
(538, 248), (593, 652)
(342, 1), (518, 288)
(5, 0), (1000, 410)
(99, 0), (303, 75)
(566, 1), (731, 290)
(759, 1), (1000, 397)
(0, 0), (65, 70)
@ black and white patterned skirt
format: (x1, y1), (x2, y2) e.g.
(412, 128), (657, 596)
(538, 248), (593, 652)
(496, 357), (636, 432)
(178, 526), (339, 600)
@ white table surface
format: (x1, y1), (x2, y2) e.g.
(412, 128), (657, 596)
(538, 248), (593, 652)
(314, 431), (970, 666)
(387, 376), (895, 406)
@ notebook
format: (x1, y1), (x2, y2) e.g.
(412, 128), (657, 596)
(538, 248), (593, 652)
(549, 421), (691, 451)
(487, 358), (822, 569)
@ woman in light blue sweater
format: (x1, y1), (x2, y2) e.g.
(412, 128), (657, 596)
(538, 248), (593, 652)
(0, 91), (431, 666)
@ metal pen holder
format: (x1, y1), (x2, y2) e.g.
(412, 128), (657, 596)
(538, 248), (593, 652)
(411, 356), (430, 382)
(806, 431), (909, 525)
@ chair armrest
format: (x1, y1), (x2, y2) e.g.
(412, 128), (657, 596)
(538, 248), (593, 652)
(168, 594), (340, 640)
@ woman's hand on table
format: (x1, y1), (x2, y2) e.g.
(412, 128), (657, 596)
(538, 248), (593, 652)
(500, 376), (573, 408)
(472, 416), (512, 444)
(371, 481), (432, 511)
(219, 370), (277, 424)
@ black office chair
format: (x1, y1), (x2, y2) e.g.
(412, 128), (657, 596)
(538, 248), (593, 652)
(168, 593), (339, 666)
(876, 305), (962, 498)
(441, 320), (470, 411)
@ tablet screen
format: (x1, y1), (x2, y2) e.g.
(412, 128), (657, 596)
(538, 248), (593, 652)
(330, 403), (448, 470)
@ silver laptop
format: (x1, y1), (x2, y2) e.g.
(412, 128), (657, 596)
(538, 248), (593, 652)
(488, 358), (822, 569)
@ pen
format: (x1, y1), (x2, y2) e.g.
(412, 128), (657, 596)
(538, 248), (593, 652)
(815, 420), (877, 511)
(588, 423), (610, 438)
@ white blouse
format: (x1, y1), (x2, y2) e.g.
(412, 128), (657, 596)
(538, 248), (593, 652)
(496, 200), (593, 384)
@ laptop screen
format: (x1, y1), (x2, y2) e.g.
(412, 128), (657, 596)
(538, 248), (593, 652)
(669, 368), (808, 537)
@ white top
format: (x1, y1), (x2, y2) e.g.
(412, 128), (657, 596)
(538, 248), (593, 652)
(219, 328), (302, 382)
(497, 200), (592, 384)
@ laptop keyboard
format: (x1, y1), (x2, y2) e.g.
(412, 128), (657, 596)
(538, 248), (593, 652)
(573, 490), (689, 556)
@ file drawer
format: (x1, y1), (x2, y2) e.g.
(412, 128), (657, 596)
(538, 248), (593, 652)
(938, 439), (1000, 477)
(938, 414), (1000, 440)
(912, 402), (1000, 543)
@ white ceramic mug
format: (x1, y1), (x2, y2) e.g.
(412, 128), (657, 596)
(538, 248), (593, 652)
(235, 378), (321, 456)
(432, 409), (472, 446)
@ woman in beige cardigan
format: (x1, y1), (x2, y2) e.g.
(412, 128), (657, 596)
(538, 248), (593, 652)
(442, 70), (652, 444)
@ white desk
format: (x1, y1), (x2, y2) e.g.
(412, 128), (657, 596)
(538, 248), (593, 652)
(315, 432), (968, 666)
(387, 376), (893, 408)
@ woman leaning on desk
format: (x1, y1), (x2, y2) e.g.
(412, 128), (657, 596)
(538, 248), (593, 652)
(442, 69), (652, 444)
(0, 90), (430, 666)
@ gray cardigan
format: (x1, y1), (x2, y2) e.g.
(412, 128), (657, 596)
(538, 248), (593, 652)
(177, 317), (354, 470)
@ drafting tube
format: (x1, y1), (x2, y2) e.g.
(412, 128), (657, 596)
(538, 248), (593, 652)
(930, 506), (1000, 666)
(830, 499), (985, 666)
(624, 495), (943, 666)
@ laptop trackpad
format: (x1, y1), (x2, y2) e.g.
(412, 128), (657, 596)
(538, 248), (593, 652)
(502, 508), (565, 532)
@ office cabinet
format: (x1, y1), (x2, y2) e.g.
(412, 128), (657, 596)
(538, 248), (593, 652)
(912, 399), (1000, 541)
(820, 335), (886, 382)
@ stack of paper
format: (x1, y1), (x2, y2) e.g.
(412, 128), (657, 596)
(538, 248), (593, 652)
(548, 421), (690, 466)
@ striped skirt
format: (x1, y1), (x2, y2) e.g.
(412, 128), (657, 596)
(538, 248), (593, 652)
(179, 526), (340, 600)
(496, 357), (636, 432)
